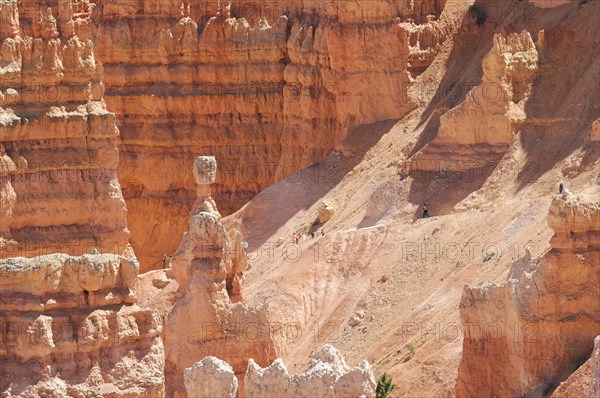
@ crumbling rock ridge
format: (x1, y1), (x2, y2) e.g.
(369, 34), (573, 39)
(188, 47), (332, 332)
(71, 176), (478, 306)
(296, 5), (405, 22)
(0, 248), (165, 396)
(184, 344), (376, 398)
(164, 156), (275, 397)
(0, 0), (129, 258)
(184, 356), (238, 398)
(18, 0), (457, 270)
(456, 192), (600, 397)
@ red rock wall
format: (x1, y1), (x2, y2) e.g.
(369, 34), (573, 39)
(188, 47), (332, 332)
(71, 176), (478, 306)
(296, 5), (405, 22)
(0, 0), (129, 258)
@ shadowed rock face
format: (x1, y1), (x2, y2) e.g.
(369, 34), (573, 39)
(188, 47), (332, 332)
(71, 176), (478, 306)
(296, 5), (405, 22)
(414, 30), (540, 172)
(456, 193), (600, 397)
(552, 335), (600, 398)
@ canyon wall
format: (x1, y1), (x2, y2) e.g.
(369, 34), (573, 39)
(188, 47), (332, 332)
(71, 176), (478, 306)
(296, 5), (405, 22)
(456, 192), (600, 397)
(0, 249), (165, 396)
(164, 156), (275, 397)
(100, 0), (453, 271)
(0, 2), (164, 395)
(0, 0), (129, 258)
(11, 0), (453, 271)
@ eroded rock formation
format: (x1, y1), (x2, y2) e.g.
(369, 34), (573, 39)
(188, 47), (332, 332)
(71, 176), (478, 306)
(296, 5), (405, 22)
(0, 0), (129, 258)
(456, 192), (600, 397)
(183, 344), (376, 398)
(164, 156), (274, 397)
(0, 248), (165, 396)
(245, 344), (376, 398)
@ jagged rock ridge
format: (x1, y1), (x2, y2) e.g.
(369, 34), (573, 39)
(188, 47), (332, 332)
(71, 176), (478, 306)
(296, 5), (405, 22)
(184, 344), (376, 398)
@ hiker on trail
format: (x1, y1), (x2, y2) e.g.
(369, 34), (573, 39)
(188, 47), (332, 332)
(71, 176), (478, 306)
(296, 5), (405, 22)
(242, 241), (249, 253)
(422, 203), (430, 218)
(91, 248), (99, 255)
(559, 181), (564, 194)
(162, 254), (167, 269)
(169, 255), (174, 267)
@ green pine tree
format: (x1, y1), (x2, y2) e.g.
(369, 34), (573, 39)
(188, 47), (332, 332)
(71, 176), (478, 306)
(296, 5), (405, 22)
(376, 372), (397, 398)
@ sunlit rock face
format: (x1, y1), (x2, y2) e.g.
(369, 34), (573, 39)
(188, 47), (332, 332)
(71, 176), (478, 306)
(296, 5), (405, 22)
(0, 0), (129, 259)
(0, 250), (165, 396)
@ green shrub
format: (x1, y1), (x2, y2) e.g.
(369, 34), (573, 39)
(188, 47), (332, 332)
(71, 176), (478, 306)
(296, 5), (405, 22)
(376, 372), (397, 398)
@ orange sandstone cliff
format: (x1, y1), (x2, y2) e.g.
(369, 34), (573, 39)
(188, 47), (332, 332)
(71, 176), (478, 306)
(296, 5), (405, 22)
(0, 0), (129, 258)
(0, 250), (165, 396)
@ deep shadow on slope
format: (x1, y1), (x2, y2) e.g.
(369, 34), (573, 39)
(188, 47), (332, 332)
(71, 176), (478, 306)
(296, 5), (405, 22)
(404, 1), (516, 213)
(516, 1), (600, 188)
(410, 1), (499, 156)
(236, 119), (398, 247)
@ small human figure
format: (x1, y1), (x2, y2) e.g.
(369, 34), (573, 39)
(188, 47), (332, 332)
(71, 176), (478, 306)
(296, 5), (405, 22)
(169, 255), (174, 267)
(310, 231), (315, 238)
(242, 241), (249, 253)
(422, 203), (430, 218)
(91, 248), (99, 255)
(559, 181), (564, 194)
(162, 254), (167, 269)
